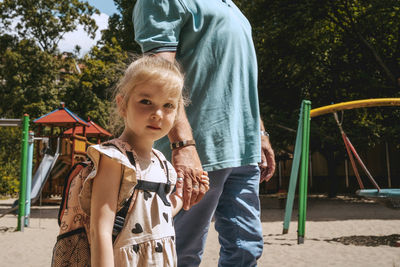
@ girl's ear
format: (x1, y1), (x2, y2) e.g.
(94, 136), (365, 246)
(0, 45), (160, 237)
(116, 94), (126, 117)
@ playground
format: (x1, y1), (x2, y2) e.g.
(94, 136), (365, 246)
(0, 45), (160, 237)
(1, 0), (399, 266)
(0, 195), (399, 266)
(0, 103), (111, 230)
(0, 99), (399, 266)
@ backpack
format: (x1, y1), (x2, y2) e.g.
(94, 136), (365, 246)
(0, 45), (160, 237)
(50, 161), (93, 267)
(50, 141), (173, 267)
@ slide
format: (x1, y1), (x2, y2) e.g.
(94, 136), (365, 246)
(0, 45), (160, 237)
(30, 152), (60, 202)
(10, 152), (60, 210)
(11, 138), (61, 208)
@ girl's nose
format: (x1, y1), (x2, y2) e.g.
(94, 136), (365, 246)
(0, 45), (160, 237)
(151, 109), (162, 119)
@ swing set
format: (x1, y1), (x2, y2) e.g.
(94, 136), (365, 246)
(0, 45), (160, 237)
(282, 98), (400, 244)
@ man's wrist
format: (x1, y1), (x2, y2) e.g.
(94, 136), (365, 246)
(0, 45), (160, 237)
(170, 140), (196, 150)
(260, 130), (269, 137)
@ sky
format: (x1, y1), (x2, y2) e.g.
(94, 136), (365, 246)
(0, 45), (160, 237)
(87, 0), (118, 16)
(58, 1), (119, 56)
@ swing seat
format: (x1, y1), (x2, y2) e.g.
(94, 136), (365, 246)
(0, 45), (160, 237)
(356, 189), (400, 209)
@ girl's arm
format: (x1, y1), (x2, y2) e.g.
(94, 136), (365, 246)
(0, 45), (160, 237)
(170, 178), (184, 217)
(90, 155), (122, 267)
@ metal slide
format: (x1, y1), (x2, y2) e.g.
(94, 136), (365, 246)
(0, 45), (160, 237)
(29, 152), (59, 202)
(8, 152), (59, 212)
(2, 139), (60, 217)
(30, 137), (60, 203)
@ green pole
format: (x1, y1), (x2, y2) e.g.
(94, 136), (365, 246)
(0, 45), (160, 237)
(282, 101), (304, 234)
(25, 131), (34, 227)
(17, 114), (29, 231)
(298, 101), (311, 244)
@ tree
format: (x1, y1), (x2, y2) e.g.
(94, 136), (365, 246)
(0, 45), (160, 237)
(61, 37), (129, 128)
(0, 0), (99, 52)
(235, 0), (400, 150)
(101, 0), (141, 53)
(0, 37), (62, 118)
(235, 0), (400, 193)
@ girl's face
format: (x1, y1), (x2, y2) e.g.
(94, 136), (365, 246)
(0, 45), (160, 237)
(121, 82), (180, 143)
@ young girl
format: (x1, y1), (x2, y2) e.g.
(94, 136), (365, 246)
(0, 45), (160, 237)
(80, 55), (209, 266)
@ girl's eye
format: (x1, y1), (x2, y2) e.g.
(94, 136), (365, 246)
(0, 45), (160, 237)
(164, 103), (175, 109)
(140, 99), (151, 105)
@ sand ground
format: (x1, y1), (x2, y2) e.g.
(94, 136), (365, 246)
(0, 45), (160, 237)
(1, 196), (399, 267)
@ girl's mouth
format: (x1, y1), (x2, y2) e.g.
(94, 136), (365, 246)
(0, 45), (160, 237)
(147, 125), (161, 130)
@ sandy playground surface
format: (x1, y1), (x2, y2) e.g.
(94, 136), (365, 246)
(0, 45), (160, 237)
(0, 195), (399, 267)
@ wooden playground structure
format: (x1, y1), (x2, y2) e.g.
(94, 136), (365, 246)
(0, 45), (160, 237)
(1, 102), (112, 231)
(33, 102), (112, 198)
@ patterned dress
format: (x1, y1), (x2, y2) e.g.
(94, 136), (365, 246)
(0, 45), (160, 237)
(79, 138), (178, 267)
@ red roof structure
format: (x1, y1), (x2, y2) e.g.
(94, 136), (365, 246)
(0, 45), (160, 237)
(64, 120), (112, 137)
(34, 103), (89, 127)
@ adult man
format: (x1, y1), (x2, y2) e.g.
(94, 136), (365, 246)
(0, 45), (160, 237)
(133, 0), (275, 266)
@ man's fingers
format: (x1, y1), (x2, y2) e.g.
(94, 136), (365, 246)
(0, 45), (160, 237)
(183, 175), (193, 210)
(194, 183), (207, 205)
(259, 148), (268, 182)
(260, 168), (268, 183)
(189, 177), (200, 207)
(265, 153), (276, 181)
(175, 164), (209, 210)
(260, 151), (268, 168)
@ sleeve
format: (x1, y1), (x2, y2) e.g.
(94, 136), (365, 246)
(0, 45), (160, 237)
(133, 0), (188, 53)
(78, 144), (138, 216)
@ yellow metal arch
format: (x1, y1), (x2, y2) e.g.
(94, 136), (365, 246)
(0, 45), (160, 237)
(310, 98), (400, 118)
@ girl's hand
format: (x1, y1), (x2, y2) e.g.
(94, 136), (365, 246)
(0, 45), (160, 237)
(175, 175), (184, 199)
(171, 177), (184, 216)
(199, 171), (209, 192)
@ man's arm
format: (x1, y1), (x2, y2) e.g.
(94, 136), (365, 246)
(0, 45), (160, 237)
(154, 52), (207, 210)
(260, 119), (276, 182)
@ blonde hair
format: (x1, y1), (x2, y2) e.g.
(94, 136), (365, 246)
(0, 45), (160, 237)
(109, 55), (185, 135)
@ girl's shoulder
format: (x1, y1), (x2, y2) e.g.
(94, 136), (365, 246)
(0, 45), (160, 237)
(87, 138), (137, 170)
(80, 138), (139, 216)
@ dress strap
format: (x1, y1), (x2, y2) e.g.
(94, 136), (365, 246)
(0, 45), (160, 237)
(135, 180), (171, 206)
(151, 149), (172, 193)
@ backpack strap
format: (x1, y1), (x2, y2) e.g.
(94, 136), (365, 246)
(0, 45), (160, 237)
(152, 149), (172, 194)
(99, 142), (136, 244)
(112, 192), (134, 244)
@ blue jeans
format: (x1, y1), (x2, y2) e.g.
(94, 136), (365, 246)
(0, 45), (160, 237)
(174, 165), (263, 267)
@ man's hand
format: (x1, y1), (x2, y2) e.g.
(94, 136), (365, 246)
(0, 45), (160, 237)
(172, 145), (207, 210)
(259, 135), (276, 183)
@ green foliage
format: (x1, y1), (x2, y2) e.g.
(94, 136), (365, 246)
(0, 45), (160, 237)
(236, 0), (400, 155)
(0, 0), (99, 52)
(0, 127), (21, 196)
(0, 37), (61, 119)
(61, 37), (129, 128)
(1, 0), (400, 194)
(101, 0), (141, 53)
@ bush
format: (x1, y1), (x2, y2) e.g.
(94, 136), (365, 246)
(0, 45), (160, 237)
(0, 127), (21, 197)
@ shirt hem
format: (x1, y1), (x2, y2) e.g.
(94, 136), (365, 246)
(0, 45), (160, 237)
(143, 44), (178, 54)
(202, 156), (261, 172)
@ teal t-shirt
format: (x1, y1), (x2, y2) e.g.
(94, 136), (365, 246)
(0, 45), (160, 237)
(133, 0), (261, 171)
